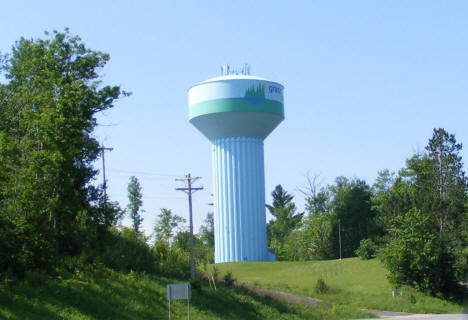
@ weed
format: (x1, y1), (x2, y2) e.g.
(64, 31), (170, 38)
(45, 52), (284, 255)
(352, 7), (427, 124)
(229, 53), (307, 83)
(223, 272), (235, 288)
(315, 278), (329, 294)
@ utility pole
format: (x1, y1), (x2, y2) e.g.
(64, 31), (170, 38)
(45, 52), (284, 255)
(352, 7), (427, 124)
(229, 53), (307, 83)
(99, 146), (113, 210)
(338, 219), (342, 260)
(175, 174), (203, 280)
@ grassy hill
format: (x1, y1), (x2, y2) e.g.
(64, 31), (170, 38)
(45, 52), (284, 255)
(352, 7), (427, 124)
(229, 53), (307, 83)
(1, 258), (465, 319)
(0, 266), (372, 320)
(213, 257), (466, 315)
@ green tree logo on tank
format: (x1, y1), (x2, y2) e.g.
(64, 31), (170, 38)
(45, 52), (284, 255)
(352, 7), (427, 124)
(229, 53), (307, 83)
(244, 83), (266, 100)
(244, 83), (283, 105)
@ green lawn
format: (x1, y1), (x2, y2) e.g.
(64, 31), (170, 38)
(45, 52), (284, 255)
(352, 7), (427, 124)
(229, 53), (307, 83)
(0, 268), (372, 319)
(212, 258), (465, 314)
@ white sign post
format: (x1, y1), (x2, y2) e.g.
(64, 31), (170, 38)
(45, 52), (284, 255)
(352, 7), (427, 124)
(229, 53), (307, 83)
(167, 283), (191, 320)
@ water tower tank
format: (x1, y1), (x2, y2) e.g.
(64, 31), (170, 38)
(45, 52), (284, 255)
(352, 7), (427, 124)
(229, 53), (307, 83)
(188, 73), (284, 263)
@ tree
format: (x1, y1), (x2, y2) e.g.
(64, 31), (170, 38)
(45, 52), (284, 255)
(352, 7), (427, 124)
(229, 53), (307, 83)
(293, 175), (334, 260)
(199, 212), (214, 248)
(372, 170), (412, 235)
(154, 208), (186, 244)
(87, 185), (124, 228)
(424, 128), (466, 242)
(300, 213), (333, 260)
(0, 29), (126, 274)
(380, 208), (452, 294)
(456, 202), (468, 281)
(379, 129), (467, 295)
(127, 176), (144, 234)
(328, 177), (376, 258)
(300, 173), (331, 216)
(266, 185), (303, 259)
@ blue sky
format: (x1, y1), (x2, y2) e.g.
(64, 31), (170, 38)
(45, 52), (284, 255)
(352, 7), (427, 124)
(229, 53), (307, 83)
(1, 1), (467, 236)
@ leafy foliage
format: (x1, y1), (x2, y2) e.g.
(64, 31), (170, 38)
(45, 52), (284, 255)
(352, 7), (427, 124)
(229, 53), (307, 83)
(379, 208), (453, 293)
(328, 177), (377, 258)
(127, 176), (144, 234)
(296, 213), (333, 260)
(377, 129), (467, 296)
(0, 29), (126, 275)
(199, 212), (215, 248)
(88, 227), (155, 273)
(355, 238), (376, 260)
(153, 208), (186, 244)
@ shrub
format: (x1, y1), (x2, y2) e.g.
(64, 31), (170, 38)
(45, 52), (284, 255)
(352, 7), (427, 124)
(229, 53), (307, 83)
(355, 238), (376, 260)
(25, 270), (48, 286)
(223, 272), (235, 288)
(152, 242), (190, 278)
(190, 279), (202, 292)
(84, 227), (156, 274)
(315, 278), (329, 294)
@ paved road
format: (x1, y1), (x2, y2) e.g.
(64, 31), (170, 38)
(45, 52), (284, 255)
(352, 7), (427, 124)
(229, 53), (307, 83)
(382, 315), (467, 319)
(356, 314), (468, 319)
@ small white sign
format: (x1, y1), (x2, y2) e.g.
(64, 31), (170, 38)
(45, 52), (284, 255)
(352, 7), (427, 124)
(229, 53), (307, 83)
(167, 283), (191, 300)
(167, 283), (191, 320)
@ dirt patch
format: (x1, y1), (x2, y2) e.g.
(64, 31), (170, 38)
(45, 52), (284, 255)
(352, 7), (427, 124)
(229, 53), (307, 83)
(360, 308), (414, 318)
(239, 283), (322, 307)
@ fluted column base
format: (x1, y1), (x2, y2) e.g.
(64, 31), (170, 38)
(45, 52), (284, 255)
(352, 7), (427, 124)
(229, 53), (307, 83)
(212, 137), (274, 263)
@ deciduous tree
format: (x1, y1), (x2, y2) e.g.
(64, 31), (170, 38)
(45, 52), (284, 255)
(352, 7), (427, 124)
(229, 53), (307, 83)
(0, 29), (126, 273)
(127, 176), (144, 234)
(154, 208), (186, 245)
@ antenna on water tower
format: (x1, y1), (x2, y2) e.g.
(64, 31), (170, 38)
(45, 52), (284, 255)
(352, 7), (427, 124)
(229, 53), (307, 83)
(221, 63), (250, 76)
(242, 63), (250, 75)
(221, 64), (230, 75)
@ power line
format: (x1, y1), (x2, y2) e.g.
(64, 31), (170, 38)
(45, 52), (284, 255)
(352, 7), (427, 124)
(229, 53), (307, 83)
(108, 168), (182, 177)
(175, 174), (203, 280)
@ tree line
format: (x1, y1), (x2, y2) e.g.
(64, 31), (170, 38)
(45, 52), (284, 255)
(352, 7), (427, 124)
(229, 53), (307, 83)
(266, 128), (467, 297)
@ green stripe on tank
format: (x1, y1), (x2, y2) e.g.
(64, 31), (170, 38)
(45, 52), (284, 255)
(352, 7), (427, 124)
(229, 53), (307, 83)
(189, 98), (284, 119)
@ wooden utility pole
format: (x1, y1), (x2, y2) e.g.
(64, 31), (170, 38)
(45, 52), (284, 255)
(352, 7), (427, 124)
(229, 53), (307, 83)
(175, 174), (203, 280)
(99, 146), (113, 209)
(338, 218), (342, 260)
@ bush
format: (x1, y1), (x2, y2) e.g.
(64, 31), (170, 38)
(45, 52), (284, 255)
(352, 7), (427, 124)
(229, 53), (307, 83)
(223, 272), (235, 288)
(152, 241), (190, 278)
(190, 279), (202, 292)
(315, 278), (329, 294)
(25, 270), (48, 286)
(83, 227), (156, 274)
(355, 238), (376, 260)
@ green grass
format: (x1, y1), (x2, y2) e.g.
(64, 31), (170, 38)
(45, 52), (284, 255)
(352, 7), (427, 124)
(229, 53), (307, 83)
(0, 267), (372, 319)
(1, 258), (464, 319)
(212, 258), (466, 315)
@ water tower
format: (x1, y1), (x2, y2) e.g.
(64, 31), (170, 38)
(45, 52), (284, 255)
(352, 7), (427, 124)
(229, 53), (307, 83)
(188, 66), (284, 263)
